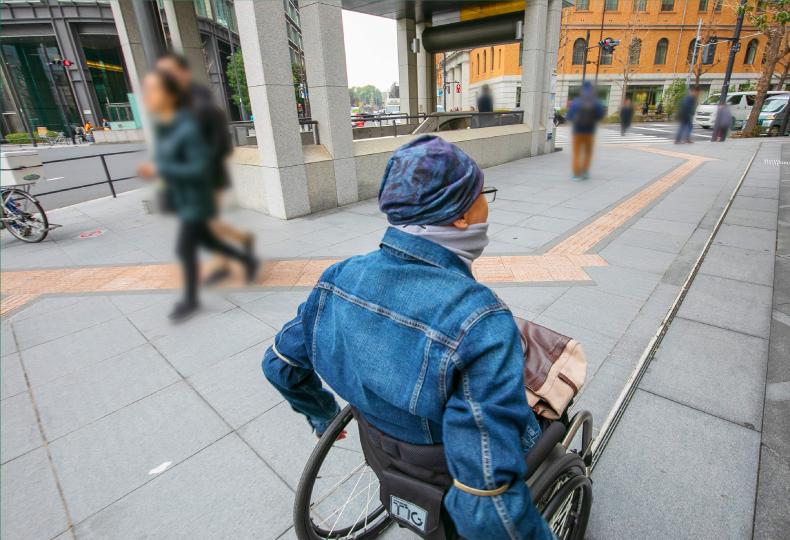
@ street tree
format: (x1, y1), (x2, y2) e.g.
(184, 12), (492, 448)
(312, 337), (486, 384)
(741, 0), (790, 136)
(611, 11), (649, 105)
(226, 52), (307, 117)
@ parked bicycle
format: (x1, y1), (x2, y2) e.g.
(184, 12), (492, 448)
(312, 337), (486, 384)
(1, 185), (50, 243)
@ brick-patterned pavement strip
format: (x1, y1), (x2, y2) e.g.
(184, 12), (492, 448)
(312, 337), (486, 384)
(0, 147), (711, 316)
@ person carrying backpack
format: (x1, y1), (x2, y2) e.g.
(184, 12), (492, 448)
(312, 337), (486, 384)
(566, 81), (604, 179)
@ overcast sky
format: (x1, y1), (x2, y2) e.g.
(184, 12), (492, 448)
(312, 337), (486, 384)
(342, 10), (398, 91)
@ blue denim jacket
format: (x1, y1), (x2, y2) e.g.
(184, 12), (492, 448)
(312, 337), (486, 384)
(262, 227), (552, 540)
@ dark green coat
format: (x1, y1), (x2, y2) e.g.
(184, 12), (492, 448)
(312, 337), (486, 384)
(155, 110), (215, 222)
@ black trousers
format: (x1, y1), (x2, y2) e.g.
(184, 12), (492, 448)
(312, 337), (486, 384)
(176, 220), (248, 303)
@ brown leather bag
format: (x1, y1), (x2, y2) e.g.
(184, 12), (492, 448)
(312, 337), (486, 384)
(514, 317), (587, 420)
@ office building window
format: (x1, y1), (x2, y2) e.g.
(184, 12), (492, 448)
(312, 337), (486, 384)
(687, 38), (698, 64)
(699, 0), (708, 11)
(605, 0), (619, 10)
(572, 38), (587, 65)
(654, 38), (669, 64)
(633, 0), (647, 10)
(744, 39), (758, 64)
(661, 0), (675, 11)
(576, 0), (590, 10)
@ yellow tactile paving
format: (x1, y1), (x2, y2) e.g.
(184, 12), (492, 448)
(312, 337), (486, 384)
(0, 147), (714, 315)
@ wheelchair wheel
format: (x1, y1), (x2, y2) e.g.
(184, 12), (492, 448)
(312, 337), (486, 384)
(294, 405), (391, 540)
(531, 452), (592, 540)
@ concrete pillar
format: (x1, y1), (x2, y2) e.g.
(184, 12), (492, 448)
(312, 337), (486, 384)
(541, 0), (562, 154)
(416, 22), (436, 114)
(520, 0), (548, 156)
(461, 51), (470, 109)
(397, 18), (418, 120)
(234, 0), (311, 219)
(300, 0), (358, 206)
(162, 0), (210, 86)
(110, 0), (155, 140)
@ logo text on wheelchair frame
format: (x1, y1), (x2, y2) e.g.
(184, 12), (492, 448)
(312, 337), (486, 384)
(390, 496), (427, 532)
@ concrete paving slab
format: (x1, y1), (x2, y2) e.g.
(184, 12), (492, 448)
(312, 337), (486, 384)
(0, 447), (70, 540)
(610, 228), (688, 254)
(125, 293), (236, 342)
(723, 208), (778, 230)
(492, 286), (569, 315)
(584, 265), (662, 303)
(597, 243), (678, 274)
(11, 297), (122, 351)
(587, 390), (761, 540)
(0, 390), (42, 464)
(241, 291), (311, 331)
(153, 307), (275, 377)
(74, 434), (294, 540)
(21, 316), (147, 389)
(641, 318), (768, 429)
(33, 344), (180, 441)
(610, 283), (680, 362)
(539, 287), (642, 339)
(574, 354), (635, 431)
(767, 318), (790, 384)
(677, 274), (773, 339)
(188, 340), (283, 429)
(0, 322), (16, 357)
(1, 352), (27, 401)
(698, 244), (775, 287)
(752, 444), (790, 540)
(631, 217), (698, 237)
(221, 290), (274, 307)
(490, 225), (558, 249)
(713, 223), (777, 253)
(761, 399), (790, 464)
(108, 292), (177, 315)
(7, 296), (85, 322)
(48, 382), (230, 523)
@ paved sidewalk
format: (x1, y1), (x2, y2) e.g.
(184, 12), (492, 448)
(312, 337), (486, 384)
(0, 138), (781, 539)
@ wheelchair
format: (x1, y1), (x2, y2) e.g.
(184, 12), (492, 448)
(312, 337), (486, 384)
(293, 404), (594, 540)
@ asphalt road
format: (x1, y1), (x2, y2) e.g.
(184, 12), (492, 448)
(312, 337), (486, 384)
(3, 142), (147, 210)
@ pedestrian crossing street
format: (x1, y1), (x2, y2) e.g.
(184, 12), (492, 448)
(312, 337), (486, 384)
(554, 125), (671, 147)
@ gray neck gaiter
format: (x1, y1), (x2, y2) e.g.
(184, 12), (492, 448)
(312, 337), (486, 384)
(398, 223), (490, 270)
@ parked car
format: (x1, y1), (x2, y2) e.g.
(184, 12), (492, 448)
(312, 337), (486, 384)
(695, 90), (788, 128)
(757, 94), (790, 136)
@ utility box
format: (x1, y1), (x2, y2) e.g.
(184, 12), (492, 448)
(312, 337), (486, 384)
(702, 43), (717, 65)
(0, 150), (47, 186)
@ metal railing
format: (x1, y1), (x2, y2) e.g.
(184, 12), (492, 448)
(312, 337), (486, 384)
(31, 149), (145, 198)
(350, 110), (525, 137)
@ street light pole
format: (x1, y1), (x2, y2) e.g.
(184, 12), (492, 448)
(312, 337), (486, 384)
(594, 3), (606, 85)
(711, 0), (748, 142)
(686, 19), (703, 88)
(582, 29), (590, 82)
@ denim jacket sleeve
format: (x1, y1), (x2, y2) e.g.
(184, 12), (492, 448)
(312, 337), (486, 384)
(443, 309), (553, 540)
(261, 301), (340, 435)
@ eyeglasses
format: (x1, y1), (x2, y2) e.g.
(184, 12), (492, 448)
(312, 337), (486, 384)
(482, 187), (498, 203)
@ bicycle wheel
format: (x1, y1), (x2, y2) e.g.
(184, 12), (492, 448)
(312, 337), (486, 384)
(294, 405), (391, 540)
(530, 452), (591, 540)
(2, 189), (49, 243)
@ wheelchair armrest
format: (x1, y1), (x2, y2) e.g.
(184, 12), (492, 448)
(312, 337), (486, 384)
(524, 421), (567, 481)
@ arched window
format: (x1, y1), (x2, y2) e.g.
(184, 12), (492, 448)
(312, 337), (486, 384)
(498, 48), (502, 69)
(572, 38), (587, 65)
(686, 38), (697, 64)
(629, 37), (642, 65)
(482, 50), (486, 73)
(491, 47), (495, 70)
(744, 38), (758, 64)
(476, 53), (480, 75)
(654, 38), (669, 64)
(600, 36), (614, 65)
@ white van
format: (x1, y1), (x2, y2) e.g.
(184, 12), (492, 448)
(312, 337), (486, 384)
(695, 91), (788, 128)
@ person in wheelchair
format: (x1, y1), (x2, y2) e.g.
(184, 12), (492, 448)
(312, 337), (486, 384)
(262, 135), (555, 540)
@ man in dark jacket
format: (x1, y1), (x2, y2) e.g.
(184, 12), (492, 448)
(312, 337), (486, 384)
(477, 84), (494, 113)
(675, 86), (699, 144)
(156, 52), (255, 285)
(620, 99), (634, 136)
(566, 81), (605, 179)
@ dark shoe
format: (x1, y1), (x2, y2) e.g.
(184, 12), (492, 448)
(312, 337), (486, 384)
(246, 258), (261, 284)
(168, 301), (199, 322)
(203, 267), (231, 287)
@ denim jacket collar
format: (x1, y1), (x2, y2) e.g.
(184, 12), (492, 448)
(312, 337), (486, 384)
(380, 226), (473, 278)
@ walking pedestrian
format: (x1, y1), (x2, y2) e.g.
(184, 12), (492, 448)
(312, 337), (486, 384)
(656, 101), (663, 116)
(477, 84), (493, 113)
(716, 103), (732, 142)
(675, 86), (699, 144)
(156, 52), (255, 287)
(566, 80), (604, 180)
(620, 99), (634, 136)
(136, 69), (258, 321)
(641, 101), (649, 116)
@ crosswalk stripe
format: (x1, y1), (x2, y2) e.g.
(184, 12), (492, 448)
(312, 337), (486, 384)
(554, 129), (665, 146)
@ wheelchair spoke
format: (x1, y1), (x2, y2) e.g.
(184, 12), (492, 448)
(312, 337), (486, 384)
(311, 461), (367, 509)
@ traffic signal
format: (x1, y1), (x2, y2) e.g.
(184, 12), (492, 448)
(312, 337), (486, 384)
(702, 42), (717, 65)
(598, 38), (621, 53)
(456, 84), (460, 93)
(50, 59), (72, 67)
